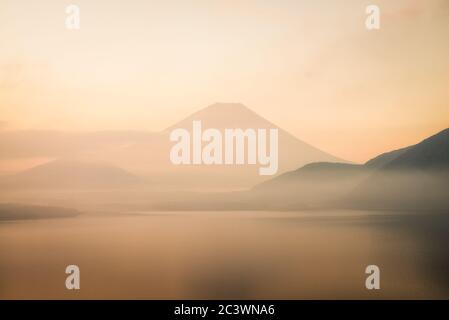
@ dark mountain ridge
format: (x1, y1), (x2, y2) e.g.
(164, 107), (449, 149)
(0, 159), (143, 189)
(255, 127), (449, 210)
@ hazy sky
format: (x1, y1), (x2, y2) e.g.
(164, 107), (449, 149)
(1, 0), (448, 162)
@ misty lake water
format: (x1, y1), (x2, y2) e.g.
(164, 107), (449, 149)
(1, 210), (448, 299)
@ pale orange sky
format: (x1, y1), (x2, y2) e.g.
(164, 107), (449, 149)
(1, 0), (448, 163)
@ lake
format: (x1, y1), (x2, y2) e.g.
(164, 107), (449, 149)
(0, 210), (448, 299)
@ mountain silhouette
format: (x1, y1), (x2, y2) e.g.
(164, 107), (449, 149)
(165, 103), (273, 131)
(1, 160), (143, 189)
(72, 103), (344, 190)
(258, 162), (366, 185)
(253, 162), (371, 206)
(166, 104), (342, 170)
(364, 147), (410, 168)
(349, 128), (449, 210)
(381, 128), (449, 170)
(254, 127), (449, 210)
(159, 102), (344, 188)
(0, 103), (343, 190)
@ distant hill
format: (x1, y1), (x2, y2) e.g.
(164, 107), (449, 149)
(0, 203), (80, 221)
(349, 128), (449, 210)
(382, 128), (449, 170)
(259, 162), (366, 184)
(253, 127), (449, 210)
(1, 160), (143, 189)
(253, 162), (371, 207)
(364, 147), (410, 168)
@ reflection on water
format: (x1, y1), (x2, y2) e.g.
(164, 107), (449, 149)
(0, 210), (448, 299)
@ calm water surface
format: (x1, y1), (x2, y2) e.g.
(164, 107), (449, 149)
(1, 210), (448, 299)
